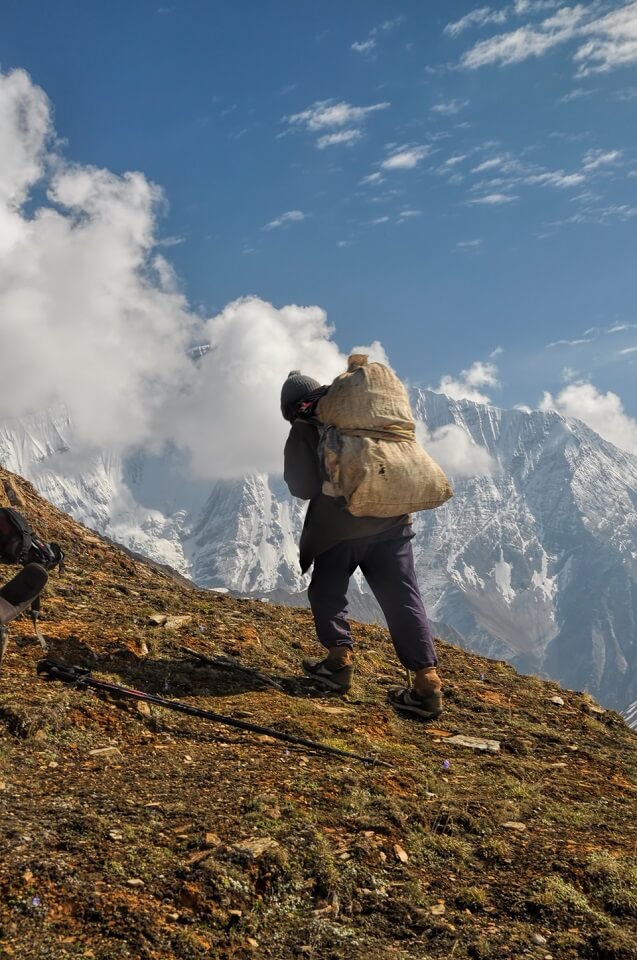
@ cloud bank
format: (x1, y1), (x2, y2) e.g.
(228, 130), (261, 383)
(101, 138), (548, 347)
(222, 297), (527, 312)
(0, 69), (351, 479)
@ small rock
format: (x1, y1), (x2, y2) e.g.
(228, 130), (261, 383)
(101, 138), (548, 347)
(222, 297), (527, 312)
(89, 746), (123, 759)
(136, 702), (152, 718)
(126, 878), (144, 887)
(531, 932), (548, 945)
(33, 729), (48, 742)
(247, 939), (259, 949)
(502, 821), (527, 832)
(204, 832), (222, 847)
(0, 781), (6, 791)
(393, 844), (409, 863)
(147, 613), (167, 627)
(109, 830), (124, 841)
(429, 903), (446, 916)
(549, 696), (565, 707)
(232, 837), (282, 860)
(164, 615), (192, 631)
(138, 640), (150, 657)
(446, 734), (500, 753)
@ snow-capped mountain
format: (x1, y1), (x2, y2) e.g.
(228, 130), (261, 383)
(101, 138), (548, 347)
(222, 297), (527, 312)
(2, 391), (637, 718)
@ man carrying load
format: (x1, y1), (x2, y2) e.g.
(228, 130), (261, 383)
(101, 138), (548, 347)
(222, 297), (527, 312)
(280, 354), (452, 720)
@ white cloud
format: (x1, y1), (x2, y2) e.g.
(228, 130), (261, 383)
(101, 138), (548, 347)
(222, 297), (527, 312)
(459, 2), (637, 75)
(369, 216), (390, 225)
(457, 238), (483, 248)
(582, 148), (622, 170)
(575, 2), (637, 74)
(560, 86), (595, 101)
(526, 170), (586, 187)
(262, 209), (306, 230)
(417, 421), (497, 476)
(285, 99), (389, 149)
(442, 154), (468, 168)
(286, 99), (389, 131)
(352, 39), (376, 54)
(461, 5), (589, 69)
(397, 209), (421, 220)
(608, 322), (637, 333)
(434, 360), (499, 404)
(471, 155), (507, 173)
(444, 7), (508, 37)
(444, 1), (561, 38)
(431, 98), (470, 115)
(0, 68), (192, 453)
(469, 192), (518, 204)
(546, 336), (594, 347)
(381, 146), (430, 170)
(619, 345), (637, 354)
(316, 129), (361, 149)
(0, 68), (373, 480)
(361, 172), (384, 185)
(540, 381), (637, 454)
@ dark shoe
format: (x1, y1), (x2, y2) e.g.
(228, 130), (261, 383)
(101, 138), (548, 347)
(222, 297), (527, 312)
(387, 685), (443, 720)
(302, 657), (354, 694)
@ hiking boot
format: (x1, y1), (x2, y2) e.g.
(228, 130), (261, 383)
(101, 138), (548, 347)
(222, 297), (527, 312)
(302, 656), (354, 694)
(387, 685), (443, 720)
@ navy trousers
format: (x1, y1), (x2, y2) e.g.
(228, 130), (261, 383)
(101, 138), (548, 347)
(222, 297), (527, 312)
(307, 528), (437, 672)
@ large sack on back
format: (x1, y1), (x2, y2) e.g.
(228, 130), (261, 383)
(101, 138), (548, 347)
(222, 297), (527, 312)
(317, 355), (453, 518)
(317, 354), (413, 433)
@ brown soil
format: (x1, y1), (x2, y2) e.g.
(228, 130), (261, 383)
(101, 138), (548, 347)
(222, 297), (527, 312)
(1, 466), (637, 960)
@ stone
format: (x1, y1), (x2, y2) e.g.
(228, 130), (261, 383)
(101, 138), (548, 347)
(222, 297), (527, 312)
(531, 932), (548, 945)
(393, 844), (409, 863)
(148, 614), (167, 627)
(501, 821), (527, 832)
(549, 696), (565, 707)
(164, 615), (192, 631)
(446, 734), (501, 753)
(126, 878), (144, 887)
(232, 837), (282, 860)
(89, 746), (123, 759)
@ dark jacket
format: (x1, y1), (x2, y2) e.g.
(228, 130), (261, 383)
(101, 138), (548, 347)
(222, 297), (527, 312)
(283, 420), (410, 572)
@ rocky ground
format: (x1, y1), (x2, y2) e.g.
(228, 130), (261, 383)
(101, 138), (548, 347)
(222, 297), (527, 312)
(1, 465), (637, 960)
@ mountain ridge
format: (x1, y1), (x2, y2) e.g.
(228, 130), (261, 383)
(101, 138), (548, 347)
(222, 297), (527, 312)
(1, 390), (637, 719)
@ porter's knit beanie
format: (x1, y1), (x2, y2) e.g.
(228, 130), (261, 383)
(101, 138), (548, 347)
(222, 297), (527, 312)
(280, 370), (321, 421)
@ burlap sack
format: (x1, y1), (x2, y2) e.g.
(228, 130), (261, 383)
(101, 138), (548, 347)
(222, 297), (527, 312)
(317, 354), (414, 433)
(318, 356), (453, 517)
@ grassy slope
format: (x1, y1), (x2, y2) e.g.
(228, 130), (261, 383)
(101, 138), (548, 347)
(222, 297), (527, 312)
(1, 466), (637, 960)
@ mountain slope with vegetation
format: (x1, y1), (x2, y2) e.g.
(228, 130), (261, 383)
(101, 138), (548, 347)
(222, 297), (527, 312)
(1, 465), (637, 960)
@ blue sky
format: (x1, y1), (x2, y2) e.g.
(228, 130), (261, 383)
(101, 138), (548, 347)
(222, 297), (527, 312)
(2, 0), (637, 427)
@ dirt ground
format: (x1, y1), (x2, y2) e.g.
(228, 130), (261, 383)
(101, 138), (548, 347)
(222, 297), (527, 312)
(1, 466), (637, 960)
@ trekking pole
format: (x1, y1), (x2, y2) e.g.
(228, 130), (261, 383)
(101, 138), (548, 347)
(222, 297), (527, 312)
(29, 610), (48, 654)
(37, 659), (388, 768)
(181, 646), (285, 692)
(0, 625), (9, 670)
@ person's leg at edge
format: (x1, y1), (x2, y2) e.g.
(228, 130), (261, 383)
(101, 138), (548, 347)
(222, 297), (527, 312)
(0, 564), (48, 623)
(361, 533), (441, 698)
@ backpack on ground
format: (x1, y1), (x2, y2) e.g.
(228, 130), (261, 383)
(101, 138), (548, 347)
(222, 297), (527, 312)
(316, 355), (453, 518)
(0, 508), (33, 565)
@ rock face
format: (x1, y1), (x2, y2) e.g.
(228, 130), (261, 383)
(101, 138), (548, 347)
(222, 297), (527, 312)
(2, 390), (637, 715)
